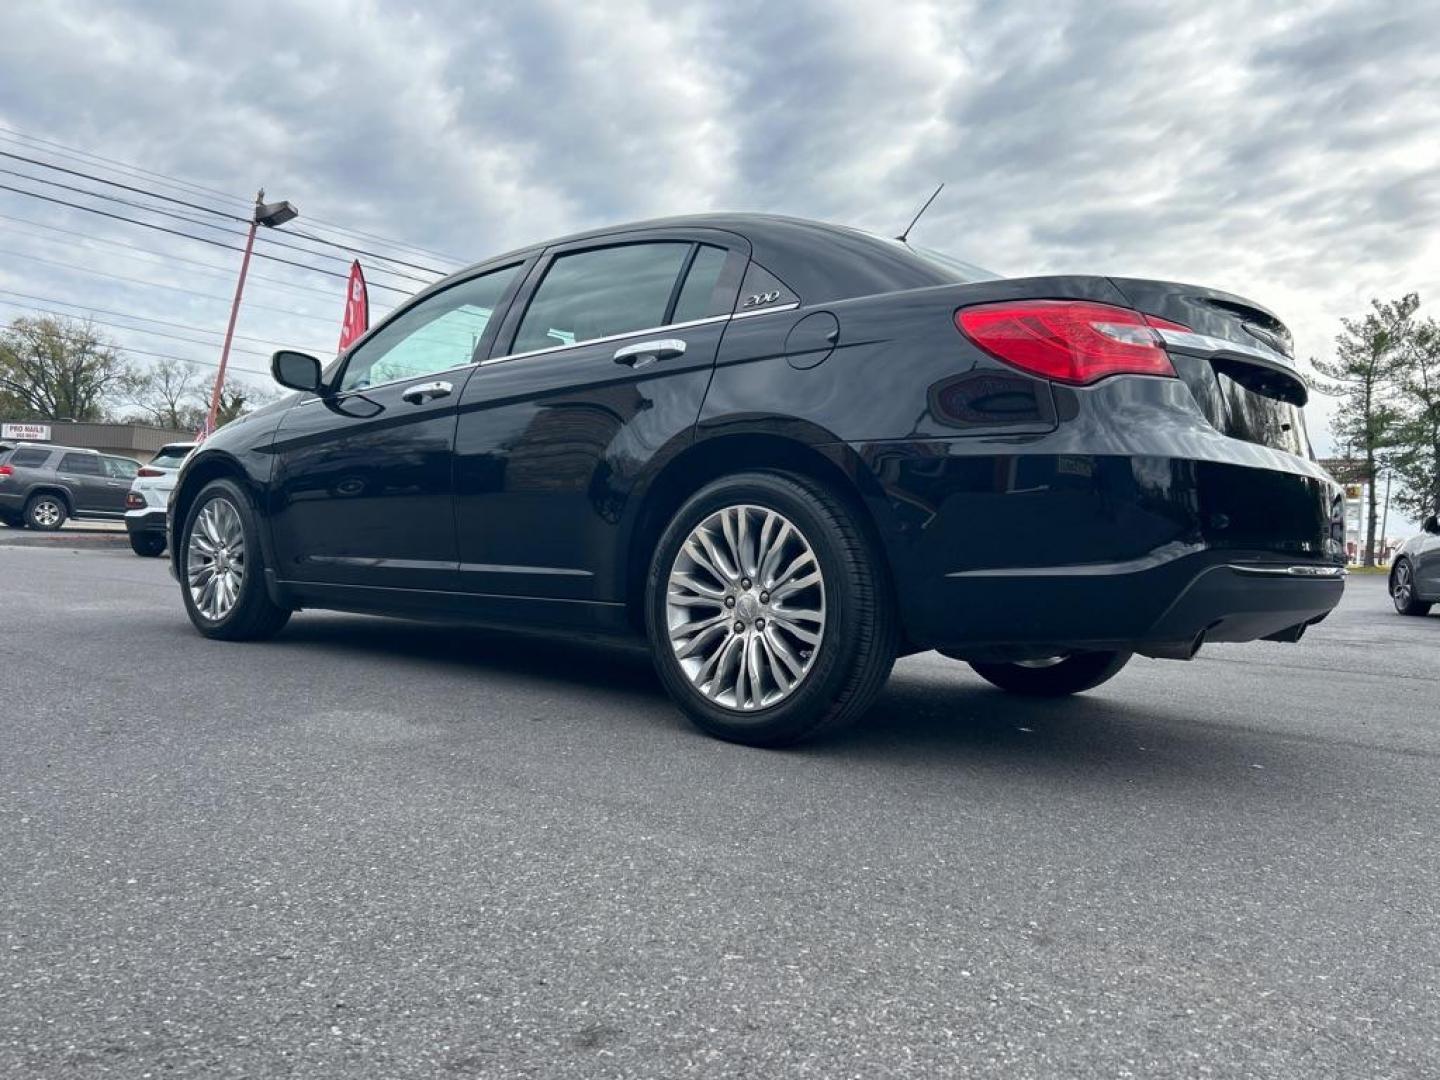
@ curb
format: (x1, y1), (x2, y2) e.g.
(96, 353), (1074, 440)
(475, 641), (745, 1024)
(0, 530), (132, 550)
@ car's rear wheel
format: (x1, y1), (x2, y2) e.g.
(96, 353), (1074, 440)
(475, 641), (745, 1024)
(180, 479), (291, 641)
(25, 494), (67, 531)
(646, 471), (897, 747)
(1391, 558), (1432, 616)
(963, 651), (1132, 696)
(129, 532), (167, 558)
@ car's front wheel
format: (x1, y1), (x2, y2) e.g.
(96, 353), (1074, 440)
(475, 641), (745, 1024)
(25, 494), (67, 531)
(646, 471), (897, 747)
(180, 479), (291, 640)
(962, 651), (1132, 696)
(1391, 558), (1432, 616)
(129, 532), (167, 558)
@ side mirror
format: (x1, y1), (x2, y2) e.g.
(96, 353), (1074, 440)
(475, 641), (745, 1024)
(271, 350), (324, 394)
(1424, 515), (1440, 536)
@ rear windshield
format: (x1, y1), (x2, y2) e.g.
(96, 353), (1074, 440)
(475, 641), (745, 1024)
(148, 446), (193, 470)
(903, 243), (1000, 283)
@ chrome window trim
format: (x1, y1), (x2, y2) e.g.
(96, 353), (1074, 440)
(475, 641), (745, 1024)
(481, 313), (731, 367)
(731, 301), (799, 320)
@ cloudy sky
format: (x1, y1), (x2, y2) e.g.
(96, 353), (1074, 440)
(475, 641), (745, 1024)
(1, 0), (1438, 477)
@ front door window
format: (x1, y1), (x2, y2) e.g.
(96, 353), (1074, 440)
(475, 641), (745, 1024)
(339, 265), (522, 393)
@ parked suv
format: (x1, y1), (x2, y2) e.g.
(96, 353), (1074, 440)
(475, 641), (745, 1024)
(124, 441), (196, 556)
(0, 443), (140, 530)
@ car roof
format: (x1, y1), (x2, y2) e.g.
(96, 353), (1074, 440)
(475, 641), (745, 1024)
(435, 212), (967, 307)
(9, 442), (97, 454)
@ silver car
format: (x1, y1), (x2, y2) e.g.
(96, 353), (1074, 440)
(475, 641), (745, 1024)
(1390, 510), (1440, 616)
(124, 442), (197, 557)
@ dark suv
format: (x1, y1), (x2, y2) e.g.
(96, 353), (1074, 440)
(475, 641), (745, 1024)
(0, 443), (140, 530)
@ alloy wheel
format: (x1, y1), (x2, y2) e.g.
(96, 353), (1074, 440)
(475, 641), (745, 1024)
(1393, 562), (1412, 611)
(187, 497), (246, 622)
(32, 499), (62, 528)
(665, 504), (826, 711)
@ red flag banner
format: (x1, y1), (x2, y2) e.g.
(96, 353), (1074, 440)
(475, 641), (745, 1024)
(338, 260), (369, 351)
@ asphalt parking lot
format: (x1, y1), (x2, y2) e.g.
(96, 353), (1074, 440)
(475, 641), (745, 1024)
(2, 545), (1437, 1079)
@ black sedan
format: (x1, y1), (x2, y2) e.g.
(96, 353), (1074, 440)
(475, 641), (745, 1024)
(168, 213), (1345, 746)
(1390, 510), (1440, 616)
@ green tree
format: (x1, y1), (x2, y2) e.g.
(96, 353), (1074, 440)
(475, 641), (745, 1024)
(1391, 314), (1440, 525)
(0, 316), (135, 422)
(1312, 295), (1417, 566)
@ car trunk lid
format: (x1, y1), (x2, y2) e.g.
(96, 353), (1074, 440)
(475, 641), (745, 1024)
(1108, 277), (1312, 457)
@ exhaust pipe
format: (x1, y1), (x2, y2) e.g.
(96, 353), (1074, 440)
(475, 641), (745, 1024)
(1138, 631), (1205, 661)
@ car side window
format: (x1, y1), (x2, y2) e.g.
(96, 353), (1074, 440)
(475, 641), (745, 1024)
(339, 264), (521, 392)
(671, 245), (731, 324)
(59, 453), (101, 475)
(9, 448), (50, 468)
(510, 243), (692, 355)
(104, 457), (139, 479)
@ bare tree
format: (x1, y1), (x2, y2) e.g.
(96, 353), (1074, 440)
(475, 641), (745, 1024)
(0, 316), (136, 421)
(127, 356), (206, 430)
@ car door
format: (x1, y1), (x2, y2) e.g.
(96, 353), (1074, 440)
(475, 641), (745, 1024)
(100, 456), (139, 512)
(1417, 517), (1440, 599)
(453, 231), (747, 608)
(269, 261), (528, 592)
(56, 452), (109, 513)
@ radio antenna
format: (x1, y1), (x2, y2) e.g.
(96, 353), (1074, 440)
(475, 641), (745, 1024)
(896, 183), (944, 243)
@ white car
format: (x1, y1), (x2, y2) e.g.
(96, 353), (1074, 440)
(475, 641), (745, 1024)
(124, 442), (196, 556)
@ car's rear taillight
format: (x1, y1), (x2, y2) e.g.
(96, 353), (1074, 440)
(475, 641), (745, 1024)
(137, 467), (165, 478)
(0, 465), (12, 477)
(956, 301), (1185, 385)
(126, 492), (146, 509)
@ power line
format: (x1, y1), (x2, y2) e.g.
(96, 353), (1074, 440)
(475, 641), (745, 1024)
(0, 287), (330, 353)
(0, 179), (423, 294)
(0, 245), (342, 325)
(0, 297), (282, 360)
(0, 213), (349, 301)
(0, 126), (468, 265)
(0, 145), (453, 278)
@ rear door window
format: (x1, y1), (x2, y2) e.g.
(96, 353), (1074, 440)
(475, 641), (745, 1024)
(59, 453), (101, 475)
(104, 457), (140, 479)
(671, 245), (732, 324)
(511, 243), (692, 355)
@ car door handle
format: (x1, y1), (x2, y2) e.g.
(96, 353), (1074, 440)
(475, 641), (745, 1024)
(613, 339), (686, 368)
(401, 380), (453, 404)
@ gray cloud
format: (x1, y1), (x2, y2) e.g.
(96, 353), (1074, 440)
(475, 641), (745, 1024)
(0, 0), (1437, 485)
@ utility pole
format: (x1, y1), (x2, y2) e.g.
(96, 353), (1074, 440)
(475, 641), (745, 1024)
(203, 189), (298, 436)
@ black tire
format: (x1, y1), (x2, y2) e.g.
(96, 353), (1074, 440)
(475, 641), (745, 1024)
(24, 493), (67, 531)
(965, 650), (1132, 697)
(129, 532), (167, 558)
(645, 470), (898, 747)
(1390, 558), (1432, 616)
(179, 478), (291, 641)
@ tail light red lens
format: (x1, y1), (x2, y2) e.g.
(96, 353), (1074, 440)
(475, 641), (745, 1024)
(126, 492), (146, 509)
(0, 465), (12, 477)
(137, 467), (165, 477)
(955, 301), (1181, 385)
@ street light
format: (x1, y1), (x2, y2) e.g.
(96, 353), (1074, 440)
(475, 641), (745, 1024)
(203, 188), (298, 435)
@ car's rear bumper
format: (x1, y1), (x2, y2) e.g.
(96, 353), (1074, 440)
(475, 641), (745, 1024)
(844, 439), (1346, 657)
(125, 508), (167, 536)
(0, 491), (25, 512)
